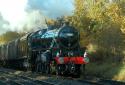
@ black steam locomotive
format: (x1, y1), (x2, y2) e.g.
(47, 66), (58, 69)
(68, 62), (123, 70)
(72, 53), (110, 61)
(0, 23), (89, 77)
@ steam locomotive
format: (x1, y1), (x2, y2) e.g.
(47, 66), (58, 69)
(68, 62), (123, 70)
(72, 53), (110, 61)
(0, 23), (89, 77)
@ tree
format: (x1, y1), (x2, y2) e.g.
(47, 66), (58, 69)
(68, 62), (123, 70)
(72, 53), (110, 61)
(70, 0), (125, 62)
(0, 31), (21, 44)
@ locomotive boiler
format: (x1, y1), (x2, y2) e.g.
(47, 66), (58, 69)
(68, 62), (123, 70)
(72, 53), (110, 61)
(0, 23), (89, 77)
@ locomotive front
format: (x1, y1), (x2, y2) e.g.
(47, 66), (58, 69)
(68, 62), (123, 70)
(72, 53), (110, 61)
(55, 25), (89, 77)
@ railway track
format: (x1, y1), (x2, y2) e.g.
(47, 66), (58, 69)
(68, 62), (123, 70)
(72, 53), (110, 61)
(0, 68), (98, 85)
(0, 68), (55, 85)
(26, 73), (122, 85)
(77, 77), (125, 85)
(43, 74), (125, 85)
(0, 68), (125, 85)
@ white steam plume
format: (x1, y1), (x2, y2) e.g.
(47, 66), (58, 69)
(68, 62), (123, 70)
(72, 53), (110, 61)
(0, 0), (74, 34)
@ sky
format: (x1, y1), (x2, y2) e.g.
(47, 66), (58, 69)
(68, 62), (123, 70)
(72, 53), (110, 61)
(0, 0), (74, 34)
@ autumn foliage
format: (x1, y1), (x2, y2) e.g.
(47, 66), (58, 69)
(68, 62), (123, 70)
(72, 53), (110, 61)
(67, 0), (125, 63)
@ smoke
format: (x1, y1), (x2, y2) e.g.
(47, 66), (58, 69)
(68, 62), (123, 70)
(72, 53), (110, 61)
(0, 0), (74, 34)
(0, 0), (28, 34)
(20, 10), (47, 32)
(0, 13), (10, 34)
(27, 0), (74, 19)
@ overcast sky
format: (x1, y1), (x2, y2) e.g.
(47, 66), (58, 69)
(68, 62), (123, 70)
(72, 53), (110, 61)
(0, 0), (74, 34)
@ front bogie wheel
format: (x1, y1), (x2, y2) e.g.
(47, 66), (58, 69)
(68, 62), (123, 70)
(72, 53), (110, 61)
(72, 65), (81, 78)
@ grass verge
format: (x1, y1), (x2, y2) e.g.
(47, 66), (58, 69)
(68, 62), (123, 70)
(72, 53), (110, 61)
(84, 62), (125, 82)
